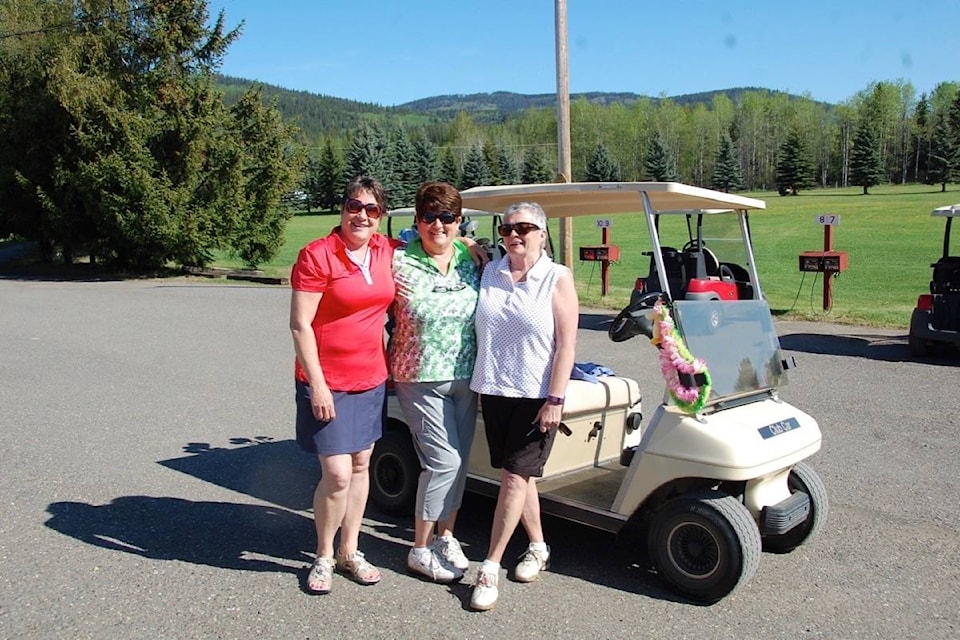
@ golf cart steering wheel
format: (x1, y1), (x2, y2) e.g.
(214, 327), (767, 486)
(608, 293), (661, 343)
(682, 239), (720, 276)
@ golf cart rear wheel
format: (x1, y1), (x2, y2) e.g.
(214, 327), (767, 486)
(368, 427), (420, 516)
(648, 490), (761, 604)
(762, 461), (829, 553)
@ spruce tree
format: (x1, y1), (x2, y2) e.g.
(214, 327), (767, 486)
(645, 132), (677, 181)
(585, 143), (622, 182)
(521, 148), (553, 184)
(346, 121), (390, 188)
(412, 137), (438, 186)
(389, 127), (418, 207)
(496, 145), (520, 185)
(712, 134), (745, 193)
(927, 116), (954, 192)
(774, 130), (813, 195)
(848, 120), (884, 195)
(461, 144), (491, 190)
(317, 140), (344, 212)
(437, 147), (461, 188)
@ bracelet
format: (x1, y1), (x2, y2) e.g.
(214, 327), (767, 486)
(546, 394), (565, 406)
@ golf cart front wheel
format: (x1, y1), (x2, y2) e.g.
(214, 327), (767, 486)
(648, 490), (761, 604)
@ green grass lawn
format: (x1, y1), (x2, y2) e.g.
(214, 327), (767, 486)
(213, 183), (959, 328)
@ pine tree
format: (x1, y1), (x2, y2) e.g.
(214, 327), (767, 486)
(461, 144), (490, 190)
(317, 140), (344, 212)
(774, 130), (813, 195)
(437, 147), (461, 188)
(645, 132), (677, 181)
(346, 121), (390, 187)
(927, 116), (953, 192)
(712, 134), (745, 193)
(483, 139), (502, 185)
(521, 148), (552, 184)
(412, 137), (438, 186)
(389, 127), (418, 207)
(585, 143), (622, 182)
(848, 120), (884, 195)
(496, 145), (520, 185)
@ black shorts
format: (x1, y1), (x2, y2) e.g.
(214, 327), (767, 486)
(480, 394), (556, 477)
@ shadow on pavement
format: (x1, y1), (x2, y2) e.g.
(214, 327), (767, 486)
(579, 311), (614, 332)
(779, 331), (959, 366)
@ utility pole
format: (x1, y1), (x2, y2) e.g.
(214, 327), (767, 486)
(555, 0), (573, 268)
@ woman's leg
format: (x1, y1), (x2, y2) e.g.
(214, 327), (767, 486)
(519, 478), (545, 544)
(336, 445), (374, 556)
(485, 469), (531, 563)
(314, 453), (354, 558)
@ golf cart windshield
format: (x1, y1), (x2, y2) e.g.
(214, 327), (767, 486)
(672, 299), (786, 403)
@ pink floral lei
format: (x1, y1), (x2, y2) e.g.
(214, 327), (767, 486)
(649, 300), (712, 414)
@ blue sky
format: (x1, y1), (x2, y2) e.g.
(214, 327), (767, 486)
(206, 0), (959, 107)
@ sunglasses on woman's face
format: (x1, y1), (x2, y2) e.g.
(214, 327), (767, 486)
(344, 198), (383, 218)
(419, 211), (459, 225)
(497, 222), (541, 237)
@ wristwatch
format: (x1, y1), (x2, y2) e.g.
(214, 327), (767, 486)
(546, 394), (565, 406)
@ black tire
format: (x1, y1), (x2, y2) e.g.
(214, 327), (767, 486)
(368, 427), (420, 516)
(762, 461), (829, 553)
(648, 490), (762, 604)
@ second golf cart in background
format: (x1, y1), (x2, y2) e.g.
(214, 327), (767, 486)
(371, 182), (828, 603)
(909, 204), (960, 357)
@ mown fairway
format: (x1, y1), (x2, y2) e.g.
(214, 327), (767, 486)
(214, 183), (959, 328)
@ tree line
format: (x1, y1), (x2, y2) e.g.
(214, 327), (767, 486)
(2, 1), (958, 272)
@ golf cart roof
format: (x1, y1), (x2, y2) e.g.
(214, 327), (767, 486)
(460, 181), (766, 218)
(932, 204), (960, 218)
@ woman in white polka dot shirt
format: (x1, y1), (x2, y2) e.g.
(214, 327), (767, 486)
(468, 201), (579, 611)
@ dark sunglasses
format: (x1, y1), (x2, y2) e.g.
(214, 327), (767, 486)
(497, 222), (541, 237)
(419, 211), (459, 225)
(344, 198), (383, 218)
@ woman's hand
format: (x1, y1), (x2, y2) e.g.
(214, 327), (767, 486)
(310, 381), (336, 422)
(533, 402), (563, 432)
(460, 236), (490, 267)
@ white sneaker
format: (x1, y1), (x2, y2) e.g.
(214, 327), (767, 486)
(514, 545), (550, 583)
(434, 535), (469, 571)
(470, 568), (499, 611)
(407, 547), (463, 583)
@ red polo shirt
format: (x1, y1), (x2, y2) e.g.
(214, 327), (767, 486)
(291, 228), (401, 391)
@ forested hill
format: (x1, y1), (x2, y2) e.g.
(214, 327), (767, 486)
(215, 75), (815, 139)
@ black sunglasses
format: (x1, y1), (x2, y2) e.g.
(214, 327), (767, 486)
(344, 198), (383, 218)
(419, 211), (459, 225)
(497, 222), (541, 237)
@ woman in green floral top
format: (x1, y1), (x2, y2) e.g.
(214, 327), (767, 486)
(389, 182), (480, 584)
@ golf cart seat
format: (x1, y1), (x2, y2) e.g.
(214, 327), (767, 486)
(643, 247), (687, 298)
(930, 257), (960, 295)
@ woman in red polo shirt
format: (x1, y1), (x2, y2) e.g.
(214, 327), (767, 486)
(289, 175), (402, 594)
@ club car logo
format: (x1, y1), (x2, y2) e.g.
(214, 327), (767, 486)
(758, 417), (801, 439)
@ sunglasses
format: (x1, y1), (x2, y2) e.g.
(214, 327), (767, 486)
(344, 198), (383, 218)
(419, 211), (459, 225)
(497, 222), (541, 237)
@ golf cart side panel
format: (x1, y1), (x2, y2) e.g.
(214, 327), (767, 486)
(612, 402), (821, 517)
(467, 377), (642, 482)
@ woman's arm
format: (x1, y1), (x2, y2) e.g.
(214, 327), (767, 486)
(290, 289), (335, 421)
(535, 268), (579, 430)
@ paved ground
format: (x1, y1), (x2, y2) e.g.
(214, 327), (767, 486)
(1, 278), (958, 639)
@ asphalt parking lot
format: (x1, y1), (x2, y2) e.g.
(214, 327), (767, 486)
(1, 278), (958, 639)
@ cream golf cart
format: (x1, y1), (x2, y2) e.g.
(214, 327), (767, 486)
(371, 182), (827, 603)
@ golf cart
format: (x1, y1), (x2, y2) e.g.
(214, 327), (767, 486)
(908, 204), (960, 357)
(371, 182), (827, 603)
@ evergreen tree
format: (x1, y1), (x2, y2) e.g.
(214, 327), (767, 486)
(0, 0), (300, 268)
(585, 143), (622, 182)
(774, 130), (813, 195)
(437, 147), (461, 188)
(482, 139), (502, 185)
(912, 94), (930, 184)
(712, 134), (745, 193)
(389, 127), (418, 207)
(317, 140), (344, 212)
(461, 144), (490, 190)
(521, 148), (553, 184)
(645, 132), (677, 181)
(346, 121), (390, 187)
(948, 89), (960, 183)
(496, 145), (520, 185)
(848, 119), (885, 194)
(927, 116), (954, 192)
(412, 137), (438, 186)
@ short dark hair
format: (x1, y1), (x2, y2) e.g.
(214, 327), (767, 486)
(343, 175), (388, 212)
(415, 181), (462, 217)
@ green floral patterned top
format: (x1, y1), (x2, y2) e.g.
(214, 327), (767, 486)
(389, 239), (480, 382)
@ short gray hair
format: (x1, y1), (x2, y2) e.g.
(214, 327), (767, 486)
(503, 202), (547, 230)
